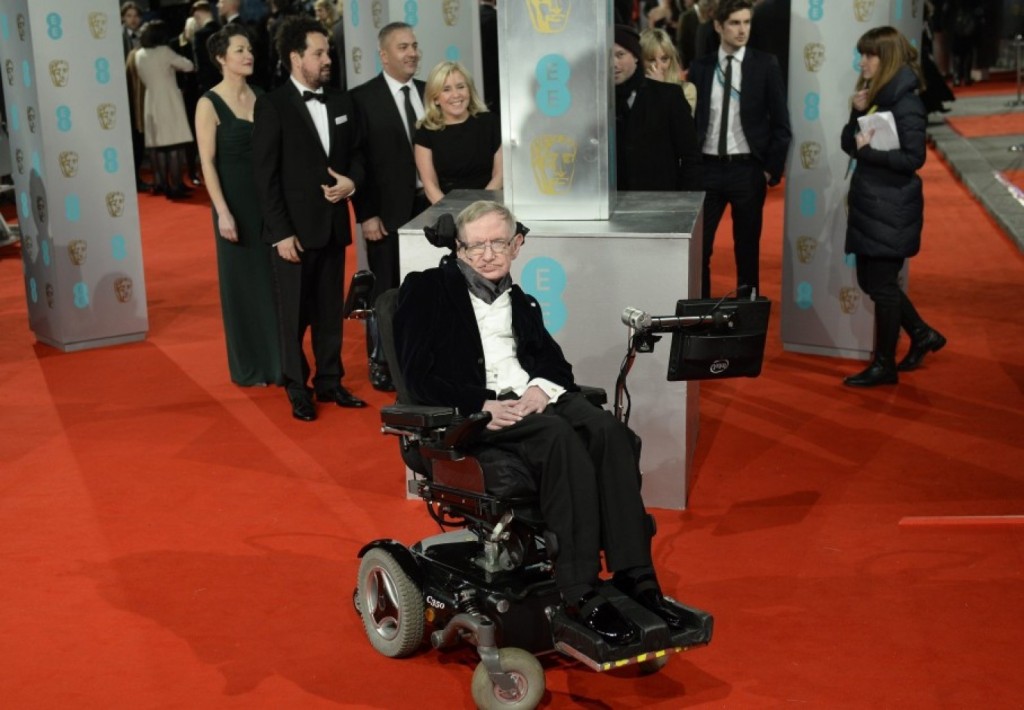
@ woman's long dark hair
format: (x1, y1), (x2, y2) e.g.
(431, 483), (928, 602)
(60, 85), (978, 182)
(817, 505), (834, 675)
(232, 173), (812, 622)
(856, 26), (925, 107)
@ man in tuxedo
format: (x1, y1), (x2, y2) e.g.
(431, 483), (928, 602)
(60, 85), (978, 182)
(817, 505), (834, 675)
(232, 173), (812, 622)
(191, 1), (222, 95)
(350, 22), (428, 392)
(689, 0), (790, 298)
(252, 15), (367, 421)
(612, 25), (701, 192)
(395, 200), (690, 647)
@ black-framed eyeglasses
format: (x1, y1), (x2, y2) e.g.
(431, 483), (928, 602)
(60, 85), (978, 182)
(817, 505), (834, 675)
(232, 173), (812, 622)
(458, 237), (514, 257)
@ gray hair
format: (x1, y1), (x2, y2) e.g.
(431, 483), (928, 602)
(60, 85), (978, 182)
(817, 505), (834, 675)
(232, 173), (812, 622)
(455, 200), (515, 241)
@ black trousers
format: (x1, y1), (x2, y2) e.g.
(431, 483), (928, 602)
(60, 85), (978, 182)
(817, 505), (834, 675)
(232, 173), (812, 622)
(479, 392), (652, 591)
(700, 159), (767, 298)
(855, 255), (928, 358)
(271, 232), (345, 394)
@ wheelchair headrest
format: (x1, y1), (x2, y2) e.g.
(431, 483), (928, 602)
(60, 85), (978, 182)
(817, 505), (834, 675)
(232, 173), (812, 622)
(423, 213), (531, 253)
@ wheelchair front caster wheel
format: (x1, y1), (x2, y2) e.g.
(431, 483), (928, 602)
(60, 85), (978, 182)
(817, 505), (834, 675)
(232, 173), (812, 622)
(356, 548), (425, 658)
(471, 647), (545, 710)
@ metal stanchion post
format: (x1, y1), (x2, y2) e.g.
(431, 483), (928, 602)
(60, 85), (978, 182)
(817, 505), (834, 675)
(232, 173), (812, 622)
(1009, 35), (1024, 108)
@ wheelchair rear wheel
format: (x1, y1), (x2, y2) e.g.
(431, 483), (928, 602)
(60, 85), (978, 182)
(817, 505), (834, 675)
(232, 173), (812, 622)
(356, 548), (425, 658)
(470, 647), (545, 710)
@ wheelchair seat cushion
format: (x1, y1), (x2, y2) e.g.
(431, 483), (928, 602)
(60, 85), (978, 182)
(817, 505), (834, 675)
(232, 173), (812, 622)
(471, 445), (538, 498)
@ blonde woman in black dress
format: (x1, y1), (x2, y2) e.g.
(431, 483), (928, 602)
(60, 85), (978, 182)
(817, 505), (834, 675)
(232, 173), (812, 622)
(414, 61), (502, 205)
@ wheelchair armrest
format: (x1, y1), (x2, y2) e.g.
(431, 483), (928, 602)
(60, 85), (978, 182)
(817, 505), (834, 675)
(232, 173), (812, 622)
(441, 411), (492, 450)
(380, 404), (456, 429)
(578, 385), (607, 407)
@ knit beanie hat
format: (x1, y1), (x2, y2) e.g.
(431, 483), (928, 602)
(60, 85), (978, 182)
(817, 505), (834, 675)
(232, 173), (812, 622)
(614, 25), (642, 62)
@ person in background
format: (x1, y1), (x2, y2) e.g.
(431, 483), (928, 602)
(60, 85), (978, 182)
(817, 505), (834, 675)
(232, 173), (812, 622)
(479, 0), (500, 116)
(414, 61), (502, 205)
(314, 0), (346, 91)
(350, 22), (427, 393)
(133, 20), (196, 200)
(121, 1), (143, 58)
(840, 26), (945, 387)
(748, 0), (790, 90)
(688, 0), (791, 298)
(196, 25), (282, 387)
(641, 27), (697, 113)
(613, 25), (701, 193)
(122, 2), (149, 191)
(192, 1), (223, 95)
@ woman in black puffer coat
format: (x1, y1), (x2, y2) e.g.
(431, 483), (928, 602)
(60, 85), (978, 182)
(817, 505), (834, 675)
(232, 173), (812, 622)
(840, 26), (946, 387)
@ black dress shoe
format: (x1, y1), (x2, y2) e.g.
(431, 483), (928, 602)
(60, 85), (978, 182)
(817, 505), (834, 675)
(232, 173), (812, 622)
(613, 572), (687, 630)
(843, 359), (898, 387)
(316, 386), (367, 408)
(898, 328), (946, 372)
(288, 390), (316, 421)
(189, 173), (203, 187)
(369, 361), (396, 392)
(565, 590), (639, 646)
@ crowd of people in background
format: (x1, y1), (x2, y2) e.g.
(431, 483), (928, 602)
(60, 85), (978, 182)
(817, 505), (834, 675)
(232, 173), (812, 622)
(95, 0), (1014, 412)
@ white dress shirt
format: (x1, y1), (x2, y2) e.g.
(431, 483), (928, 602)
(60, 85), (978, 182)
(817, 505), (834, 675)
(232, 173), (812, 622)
(704, 45), (752, 156)
(290, 76), (330, 154)
(470, 290), (565, 403)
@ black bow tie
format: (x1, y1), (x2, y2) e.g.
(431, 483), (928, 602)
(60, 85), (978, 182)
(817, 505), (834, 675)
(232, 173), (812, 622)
(302, 91), (326, 104)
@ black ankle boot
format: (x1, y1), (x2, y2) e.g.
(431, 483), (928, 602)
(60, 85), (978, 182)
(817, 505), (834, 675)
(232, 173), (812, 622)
(844, 358), (898, 387)
(898, 328), (946, 371)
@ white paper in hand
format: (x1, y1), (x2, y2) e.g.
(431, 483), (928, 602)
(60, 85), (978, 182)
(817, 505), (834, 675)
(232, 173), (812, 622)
(857, 111), (900, 150)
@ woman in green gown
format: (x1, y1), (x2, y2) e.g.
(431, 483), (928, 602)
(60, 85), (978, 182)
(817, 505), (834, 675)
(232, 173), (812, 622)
(195, 25), (283, 386)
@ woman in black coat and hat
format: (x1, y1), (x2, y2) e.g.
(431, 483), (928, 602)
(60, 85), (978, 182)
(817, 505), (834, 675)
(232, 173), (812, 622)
(840, 26), (946, 387)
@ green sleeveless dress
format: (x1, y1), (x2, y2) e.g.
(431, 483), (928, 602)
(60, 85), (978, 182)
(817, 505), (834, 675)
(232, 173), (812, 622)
(206, 88), (283, 386)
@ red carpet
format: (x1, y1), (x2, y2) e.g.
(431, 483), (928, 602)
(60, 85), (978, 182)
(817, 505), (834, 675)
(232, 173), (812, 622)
(945, 111), (1024, 138)
(1, 151), (1023, 708)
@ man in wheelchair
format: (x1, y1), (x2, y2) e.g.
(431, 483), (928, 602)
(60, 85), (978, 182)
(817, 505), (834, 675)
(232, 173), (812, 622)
(394, 200), (687, 647)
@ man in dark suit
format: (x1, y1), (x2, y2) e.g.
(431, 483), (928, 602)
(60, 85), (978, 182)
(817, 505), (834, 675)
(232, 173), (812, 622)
(121, 2), (148, 191)
(191, 1), (222, 95)
(749, 0), (790, 89)
(253, 16), (367, 421)
(612, 25), (701, 192)
(350, 22), (428, 392)
(120, 1), (142, 58)
(689, 0), (791, 298)
(395, 200), (689, 646)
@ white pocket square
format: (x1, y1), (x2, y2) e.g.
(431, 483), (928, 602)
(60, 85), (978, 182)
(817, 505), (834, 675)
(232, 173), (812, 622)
(335, 114), (348, 125)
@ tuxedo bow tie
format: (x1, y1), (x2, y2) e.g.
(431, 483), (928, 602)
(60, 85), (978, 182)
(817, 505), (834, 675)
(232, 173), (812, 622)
(302, 91), (326, 103)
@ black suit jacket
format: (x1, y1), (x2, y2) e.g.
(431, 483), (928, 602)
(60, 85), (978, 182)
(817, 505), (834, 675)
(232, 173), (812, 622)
(252, 81), (365, 249)
(617, 77), (701, 192)
(690, 46), (792, 184)
(350, 73), (426, 232)
(395, 259), (577, 416)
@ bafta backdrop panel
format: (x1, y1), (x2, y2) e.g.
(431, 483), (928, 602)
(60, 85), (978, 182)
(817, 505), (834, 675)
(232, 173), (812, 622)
(499, 0), (614, 221)
(1, 0), (148, 351)
(781, 0), (921, 359)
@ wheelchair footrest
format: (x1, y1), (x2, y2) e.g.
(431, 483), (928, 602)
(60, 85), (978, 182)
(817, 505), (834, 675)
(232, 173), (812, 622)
(549, 586), (712, 672)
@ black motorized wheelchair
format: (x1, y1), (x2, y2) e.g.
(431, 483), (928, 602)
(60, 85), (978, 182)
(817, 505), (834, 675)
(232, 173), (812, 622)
(348, 220), (770, 709)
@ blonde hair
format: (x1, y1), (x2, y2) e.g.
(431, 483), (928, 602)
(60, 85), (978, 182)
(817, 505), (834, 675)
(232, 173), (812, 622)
(314, 0), (338, 28)
(855, 26), (924, 107)
(420, 61), (489, 131)
(640, 28), (682, 85)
